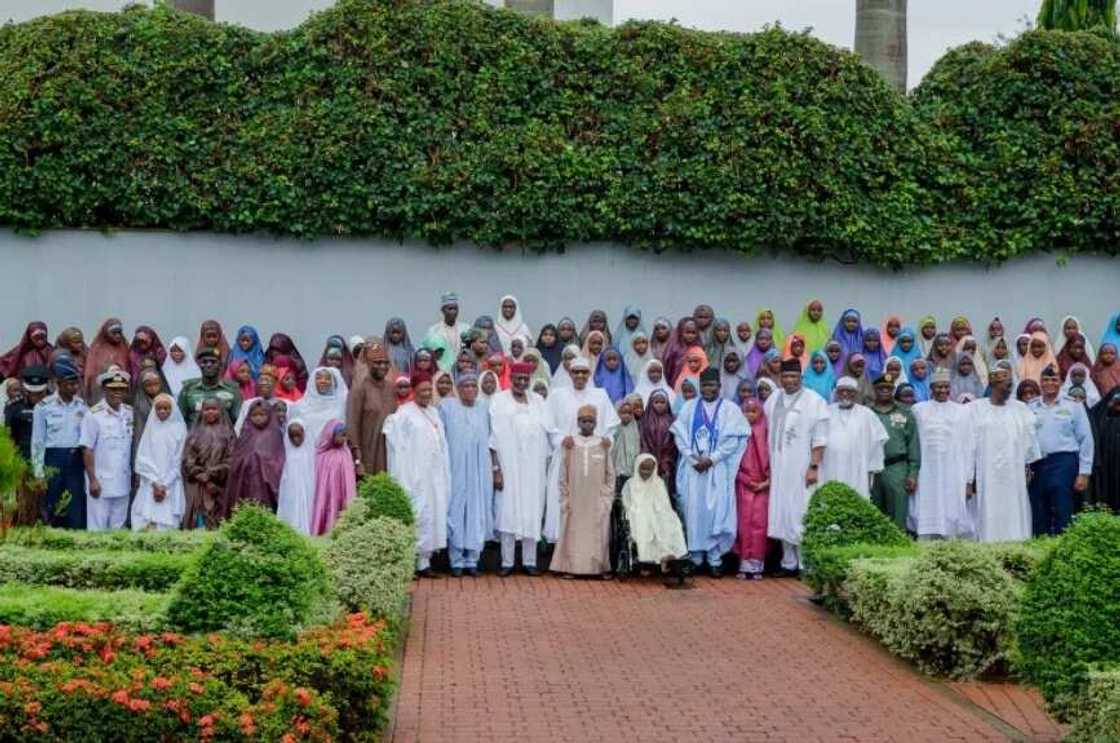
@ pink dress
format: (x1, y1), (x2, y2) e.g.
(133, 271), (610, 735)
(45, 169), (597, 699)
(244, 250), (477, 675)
(311, 419), (357, 535)
(733, 408), (771, 566)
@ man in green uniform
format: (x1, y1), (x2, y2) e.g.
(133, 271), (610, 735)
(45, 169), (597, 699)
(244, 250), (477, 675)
(177, 346), (241, 427)
(870, 373), (920, 532)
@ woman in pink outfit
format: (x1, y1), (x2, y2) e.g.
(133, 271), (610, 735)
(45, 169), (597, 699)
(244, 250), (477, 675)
(311, 419), (357, 535)
(734, 397), (771, 580)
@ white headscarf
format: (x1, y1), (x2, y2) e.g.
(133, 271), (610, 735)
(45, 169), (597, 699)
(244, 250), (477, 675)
(550, 344), (581, 391)
(291, 366), (348, 446)
(1061, 362), (1101, 407)
(1055, 315), (1096, 363)
(622, 453), (686, 563)
(478, 370), (500, 401)
(634, 358), (675, 406)
(277, 418), (316, 536)
(162, 336), (200, 399)
(495, 294), (532, 354)
(884, 355), (910, 389)
(132, 395), (187, 527)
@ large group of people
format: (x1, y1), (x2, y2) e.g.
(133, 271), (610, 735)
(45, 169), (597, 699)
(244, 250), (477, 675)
(2, 296), (1119, 581)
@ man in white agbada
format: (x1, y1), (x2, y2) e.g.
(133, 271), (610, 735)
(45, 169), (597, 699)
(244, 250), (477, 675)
(669, 367), (749, 576)
(80, 367), (134, 531)
(384, 374), (451, 576)
(276, 420), (316, 535)
(544, 356), (619, 543)
(765, 358), (830, 572)
(911, 368), (975, 539)
(967, 363), (1041, 542)
(131, 393), (187, 531)
(489, 362), (554, 576)
(819, 376), (887, 498)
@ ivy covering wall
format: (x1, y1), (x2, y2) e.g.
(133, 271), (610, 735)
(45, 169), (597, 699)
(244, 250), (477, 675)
(0, 0), (1116, 267)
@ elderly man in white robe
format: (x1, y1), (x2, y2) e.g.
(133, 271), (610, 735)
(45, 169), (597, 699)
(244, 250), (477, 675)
(490, 361), (554, 576)
(670, 367), (749, 577)
(819, 377), (887, 498)
(544, 356), (619, 543)
(766, 358), (830, 574)
(968, 362), (1041, 542)
(384, 372), (452, 577)
(912, 368), (975, 539)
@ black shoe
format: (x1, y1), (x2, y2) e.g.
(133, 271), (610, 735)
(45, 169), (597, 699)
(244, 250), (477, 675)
(450, 568), (463, 578)
(465, 567), (480, 578)
(524, 566), (540, 577)
(708, 564), (722, 579)
(499, 567), (514, 577)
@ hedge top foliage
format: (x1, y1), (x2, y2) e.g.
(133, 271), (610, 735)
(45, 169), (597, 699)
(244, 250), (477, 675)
(801, 481), (910, 571)
(166, 504), (331, 639)
(1015, 511), (1120, 719)
(1, 1), (1117, 266)
(356, 474), (415, 527)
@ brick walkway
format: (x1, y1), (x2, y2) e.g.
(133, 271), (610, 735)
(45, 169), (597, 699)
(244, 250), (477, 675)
(388, 575), (1060, 742)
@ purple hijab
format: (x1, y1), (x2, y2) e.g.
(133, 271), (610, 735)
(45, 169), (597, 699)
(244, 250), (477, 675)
(830, 308), (865, 358)
(862, 328), (888, 378)
(594, 347), (634, 404)
(745, 328), (774, 377)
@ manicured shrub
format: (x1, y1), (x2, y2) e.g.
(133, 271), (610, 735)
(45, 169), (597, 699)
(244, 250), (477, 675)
(323, 513), (415, 625)
(801, 481), (910, 593)
(1015, 512), (1120, 718)
(977, 539), (1056, 582)
(1067, 667), (1120, 743)
(357, 474), (415, 527)
(803, 542), (918, 607)
(166, 504), (331, 639)
(847, 541), (1021, 678)
(0, 547), (190, 591)
(0, 613), (395, 740)
(3, 526), (211, 553)
(0, 584), (170, 630)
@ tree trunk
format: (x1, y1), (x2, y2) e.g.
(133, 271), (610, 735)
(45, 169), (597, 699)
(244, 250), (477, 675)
(854, 0), (907, 94)
(172, 0), (215, 20)
(505, 0), (555, 18)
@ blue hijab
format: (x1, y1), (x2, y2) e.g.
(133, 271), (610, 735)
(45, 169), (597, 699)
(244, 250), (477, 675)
(862, 328), (888, 378)
(594, 347), (633, 404)
(803, 351), (835, 401)
(830, 309), (865, 358)
(890, 327), (923, 371)
(227, 325), (266, 379)
(908, 358), (931, 402)
(1102, 311), (1120, 351)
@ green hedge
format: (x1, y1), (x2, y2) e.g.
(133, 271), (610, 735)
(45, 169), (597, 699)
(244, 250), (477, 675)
(1, 1), (1117, 266)
(0, 583), (170, 630)
(357, 473), (416, 527)
(324, 503), (416, 627)
(3, 526), (211, 553)
(1068, 668), (1120, 743)
(0, 546), (190, 591)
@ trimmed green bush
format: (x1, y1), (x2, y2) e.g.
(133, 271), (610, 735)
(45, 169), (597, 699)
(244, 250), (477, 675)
(0, 546), (190, 591)
(803, 542), (919, 606)
(323, 512), (415, 625)
(801, 481), (910, 594)
(3, 526), (211, 553)
(1015, 512), (1120, 718)
(1068, 668), (1120, 743)
(0, 584), (169, 630)
(847, 541), (1022, 678)
(165, 504), (332, 639)
(358, 473), (415, 527)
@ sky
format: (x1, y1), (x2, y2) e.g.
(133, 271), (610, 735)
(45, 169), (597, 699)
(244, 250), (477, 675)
(615, 0), (1039, 89)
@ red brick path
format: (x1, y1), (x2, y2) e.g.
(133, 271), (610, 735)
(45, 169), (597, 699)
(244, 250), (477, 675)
(388, 575), (1059, 742)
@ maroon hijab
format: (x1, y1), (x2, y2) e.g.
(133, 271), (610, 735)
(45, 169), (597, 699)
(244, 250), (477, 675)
(224, 400), (286, 514)
(661, 317), (697, 385)
(639, 389), (678, 482)
(84, 318), (131, 395)
(266, 333), (309, 392)
(128, 325), (168, 381)
(0, 321), (52, 378)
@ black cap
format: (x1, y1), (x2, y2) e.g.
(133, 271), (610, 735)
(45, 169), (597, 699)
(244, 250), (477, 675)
(51, 356), (80, 381)
(195, 346), (221, 361)
(20, 365), (50, 392)
(699, 367), (720, 384)
(780, 358), (802, 373)
(873, 373), (895, 387)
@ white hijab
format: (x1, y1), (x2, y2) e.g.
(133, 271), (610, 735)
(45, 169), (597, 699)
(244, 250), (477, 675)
(495, 294), (532, 354)
(479, 370), (500, 401)
(622, 454), (686, 563)
(134, 397), (187, 488)
(277, 418), (316, 536)
(1055, 315), (1096, 364)
(634, 359), (675, 406)
(162, 336), (200, 399)
(884, 356), (910, 389)
(291, 366), (348, 446)
(550, 344), (581, 390)
(1061, 362), (1101, 407)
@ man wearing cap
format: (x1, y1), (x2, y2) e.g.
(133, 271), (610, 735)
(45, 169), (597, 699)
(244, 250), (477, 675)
(766, 357), (830, 574)
(427, 292), (471, 372)
(490, 361), (554, 576)
(669, 366), (749, 577)
(911, 367), (975, 539)
(347, 340), (398, 476)
(177, 346), (242, 427)
(31, 356), (89, 529)
(80, 366), (134, 531)
(967, 363), (1041, 542)
(819, 376), (888, 500)
(1027, 364), (1093, 536)
(544, 355), (620, 544)
(5, 366), (50, 525)
(869, 372), (921, 532)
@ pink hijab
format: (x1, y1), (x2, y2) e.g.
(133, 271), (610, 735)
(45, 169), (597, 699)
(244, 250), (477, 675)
(1017, 331), (1058, 384)
(311, 418), (356, 535)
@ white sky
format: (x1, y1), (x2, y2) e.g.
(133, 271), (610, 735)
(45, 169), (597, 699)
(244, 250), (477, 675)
(615, 0), (1040, 88)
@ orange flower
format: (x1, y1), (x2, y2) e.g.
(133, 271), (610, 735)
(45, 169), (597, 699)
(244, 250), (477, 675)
(281, 735), (297, 743)
(294, 687), (312, 707)
(110, 689), (130, 706)
(97, 646), (116, 665)
(199, 714), (215, 728)
(239, 712), (256, 736)
(151, 676), (172, 691)
(128, 698), (151, 713)
(189, 682), (205, 695)
(24, 701), (41, 716)
(160, 632), (182, 646)
(371, 666), (388, 681)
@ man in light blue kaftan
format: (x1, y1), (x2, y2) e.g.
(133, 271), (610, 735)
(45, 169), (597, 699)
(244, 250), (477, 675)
(670, 367), (749, 577)
(438, 373), (496, 576)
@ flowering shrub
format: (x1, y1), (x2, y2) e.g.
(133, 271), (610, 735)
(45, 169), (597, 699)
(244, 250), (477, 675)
(0, 612), (394, 740)
(0, 546), (189, 591)
(323, 512), (415, 625)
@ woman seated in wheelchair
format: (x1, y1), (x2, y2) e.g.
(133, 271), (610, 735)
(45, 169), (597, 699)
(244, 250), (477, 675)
(621, 454), (690, 584)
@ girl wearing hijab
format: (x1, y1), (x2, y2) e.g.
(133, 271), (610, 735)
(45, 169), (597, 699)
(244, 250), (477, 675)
(613, 305), (646, 355)
(1055, 315), (1096, 363)
(227, 326), (266, 382)
(734, 397), (770, 580)
(182, 397), (236, 529)
(734, 378), (757, 408)
(311, 420), (357, 535)
(1089, 387), (1120, 512)
(635, 359), (675, 406)
(782, 333), (810, 371)
(802, 351), (835, 401)
(758, 349), (783, 386)
(745, 328), (775, 378)
(830, 308), (865, 359)
(624, 332), (653, 387)
(579, 309), (612, 347)
(916, 316), (938, 356)
(196, 321), (231, 365)
(162, 337), (200, 399)
(52, 327), (87, 377)
(888, 327), (923, 372)
(927, 333), (955, 371)
(485, 353), (512, 391)
(720, 350), (752, 402)
(225, 399), (286, 513)
(884, 357), (909, 388)
(984, 317), (1006, 359)
(0, 322), (53, 379)
(861, 329), (888, 378)
(127, 326), (167, 381)
(580, 329), (606, 369)
(750, 308), (780, 348)
(594, 347), (633, 404)
(478, 370), (500, 402)
(383, 318), (415, 375)
(792, 299), (831, 354)
(704, 318), (735, 370)
(1056, 332), (1093, 381)
(880, 315), (904, 356)
(433, 370), (457, 406)
(272, 360), (304, 403)
(555, 317), (579, 348)
(318, 335), (355, 386)
(692, 304), (716, 346)
(1062, 363), (1101, 408)
(1017, 332), (1059, 384)
(1092, 343), (1120, 398)
(955, 336), (989, 386)
(908, 359), (931, 402)
(266, 333), (309, 393)
(649, 317), (673, 362)
(292, 366), (349, 446)
(660, 318), (699, 385)
(521, 348), (553, 390)
(495, 295), (532, 354)
(1101, 311), (1120, 351)
(950, 354), (985, 403)
(639, 390), (678, 493)
(536, 324), (563, 374)
(85, 319), (131, 402)
(755, 378), (776, 404)
(622, 453), (687, 571)
(673, 347), (709, 393)
(949, 316), (973, 343)
(550, 345), (580, 391)
(277, 420), (315, 535)
(226, 360), (256, 401)
(131, 393), (187, 531)
(824, 339), (846, 378)
(470, 316), (503, 356)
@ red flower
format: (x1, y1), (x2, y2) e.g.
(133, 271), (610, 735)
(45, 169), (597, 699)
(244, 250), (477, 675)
(97, 645), (116, 665)
(281, 735), (297, 743)
(159, 632), (182, 646)
(294, 717), (311, 735)
(371, 665), (388, 681)
(151, 676), (172, 691)
(189, 667), (206, 678)
(24, 701), (41, 716)
(239, 712), (257, 736)
(199, 714), (215, 728)
(127, 698), (151, 713)
(132, 635), (153, 653)
(294, 687), (312, 707)
(110, 689), (130, 706)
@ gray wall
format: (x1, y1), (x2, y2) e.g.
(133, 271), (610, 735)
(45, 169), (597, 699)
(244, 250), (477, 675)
(0, 230), (1115, 356)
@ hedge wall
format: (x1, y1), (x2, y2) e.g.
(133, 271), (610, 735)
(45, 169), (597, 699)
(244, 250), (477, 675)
(1, 1), (1117, 266)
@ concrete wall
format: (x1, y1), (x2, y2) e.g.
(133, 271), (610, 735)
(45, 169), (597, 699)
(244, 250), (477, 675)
(0, 230), (1114, 357)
